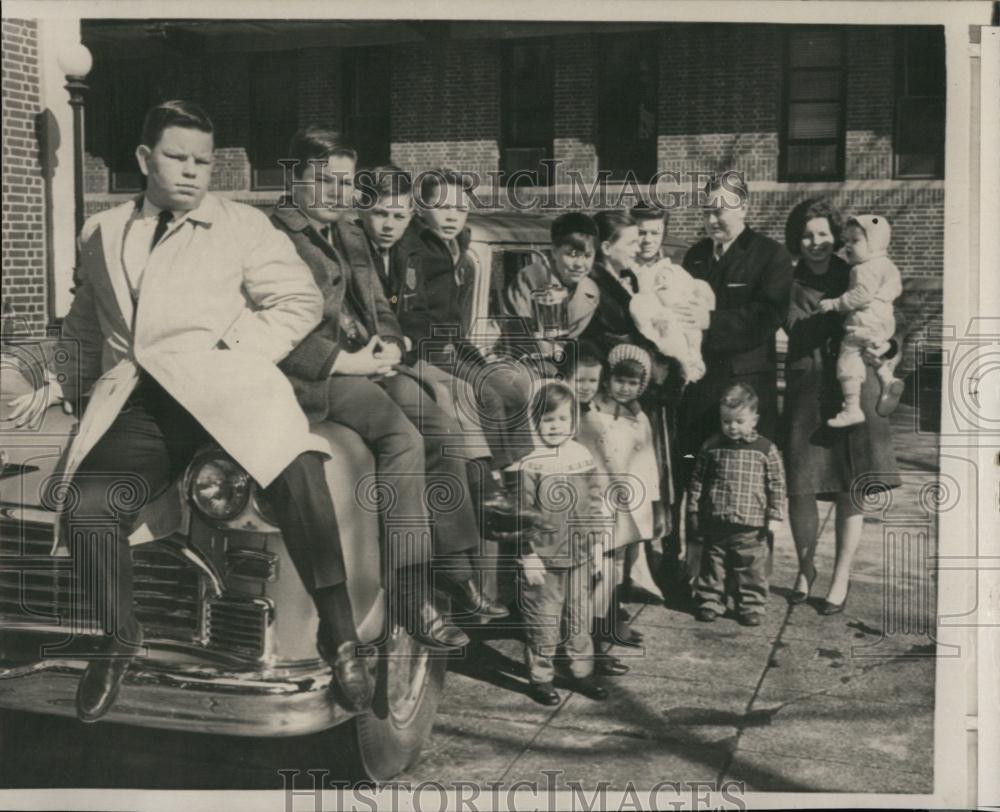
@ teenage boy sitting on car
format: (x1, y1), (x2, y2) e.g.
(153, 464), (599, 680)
(339, 164), (521, 560)
(389, 169), (535, 473)
(271, 129), (510, 640)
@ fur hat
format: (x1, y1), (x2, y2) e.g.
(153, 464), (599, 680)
(606, 343), (653, 397)
(846, 214), (892, 257)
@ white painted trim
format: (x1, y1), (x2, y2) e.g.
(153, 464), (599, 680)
(36, 18), (84, 320)
(975, 27), (1000, 812)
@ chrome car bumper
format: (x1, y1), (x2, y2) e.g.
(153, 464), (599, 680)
(0, 656), (355, 737)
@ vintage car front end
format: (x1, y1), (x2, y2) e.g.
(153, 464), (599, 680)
(0, 421), (390, 739)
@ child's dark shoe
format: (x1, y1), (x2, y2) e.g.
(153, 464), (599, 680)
(527, 682), (561, 706)
(565, 675), (609, 701)
(594, 655), (630, 677)
(738, 612), (762, 627)
(695, 607), (719, 622)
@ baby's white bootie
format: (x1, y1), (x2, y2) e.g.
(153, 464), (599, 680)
(828, 404), (865, 427)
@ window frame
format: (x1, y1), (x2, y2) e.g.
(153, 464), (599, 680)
(596, 31), (659, 182)
(249, 51), (299, 191)
(341, 46), (392, 169)
(500, 38), (555, 186)
(892, 26), (946, 180)
(778, 26), (847, 183)
(108, 62), (152, 193)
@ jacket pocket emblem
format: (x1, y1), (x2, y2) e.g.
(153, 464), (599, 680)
(405, 264), (418, 291)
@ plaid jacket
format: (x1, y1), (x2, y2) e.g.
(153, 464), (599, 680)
(688, 432), (786, 528)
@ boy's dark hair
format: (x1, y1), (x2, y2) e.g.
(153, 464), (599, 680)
(287, 127), (357, 179)
(140, 100), (214, 148)
(784, 197), (844, 256)
(629, 200), (669, 229)
(594, 211), (637, 247)
(573, 341), (605, 372)
(357, 164), (413, 207)
(720, 382), (759, 412)
(530, 382), (577, 431)
(609, 358), (645, 382)
(417, 168), (472, 207)
(551, 212), (598, 250)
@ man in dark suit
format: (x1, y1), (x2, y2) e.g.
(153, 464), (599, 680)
(678, 174), (793, 469)
(272, 129), (508, 649)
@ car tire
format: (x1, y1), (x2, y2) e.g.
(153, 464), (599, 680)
(344, 622), (446, 782)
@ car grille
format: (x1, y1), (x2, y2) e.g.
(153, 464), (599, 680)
(0, 518), (271, 661)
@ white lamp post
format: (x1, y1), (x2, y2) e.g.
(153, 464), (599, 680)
(56, 43), (93, 242)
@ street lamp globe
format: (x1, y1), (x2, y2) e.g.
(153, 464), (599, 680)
(57, 43), (92, 79)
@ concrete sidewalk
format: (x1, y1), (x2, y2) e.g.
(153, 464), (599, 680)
(404, 404), (938, 793)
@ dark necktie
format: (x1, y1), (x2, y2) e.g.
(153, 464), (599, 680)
(150, 210), (172, 251)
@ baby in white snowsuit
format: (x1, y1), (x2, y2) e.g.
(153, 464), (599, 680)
(820, 214), (903, 427)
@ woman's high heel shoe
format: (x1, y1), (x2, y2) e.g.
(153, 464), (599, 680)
(788, 563), (817, 605)
(819, 583), (850, 615)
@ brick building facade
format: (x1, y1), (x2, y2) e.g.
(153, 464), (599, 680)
(3, 19), (952, 334)
(1, 19), (47, 336)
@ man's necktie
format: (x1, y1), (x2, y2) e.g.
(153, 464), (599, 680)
(150, 210), (172, 251)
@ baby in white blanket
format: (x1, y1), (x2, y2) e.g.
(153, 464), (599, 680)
(629, 258), (715, 382)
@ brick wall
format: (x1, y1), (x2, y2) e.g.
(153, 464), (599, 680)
(2, 19), (47, 335)
(845, 26), (896, 180)
(658, 24), (782, 183)
(72, 23), (944, 304)
(390, 40), (501, 177)
(552, 35), (597, 184)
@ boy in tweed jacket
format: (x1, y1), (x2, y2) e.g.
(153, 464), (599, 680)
(688, 383), (786, 626)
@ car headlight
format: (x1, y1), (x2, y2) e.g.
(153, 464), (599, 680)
(188, 451), (251, 522)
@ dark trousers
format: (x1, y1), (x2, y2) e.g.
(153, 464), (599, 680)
(325, 374), (477, 569)
(693, 522), (769, 615)
(449, 353), (534, 469)
(68, 375), (348, 641)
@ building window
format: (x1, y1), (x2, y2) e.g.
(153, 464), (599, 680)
(780, 27), (846, 182)
(501, 40), (553, 185)
(343, 47), (391, 168)
(250, 52), (298, 190)
(598, 33), (658, 182)
(108, 64), (152, 193)
(894, 27), (945, 179)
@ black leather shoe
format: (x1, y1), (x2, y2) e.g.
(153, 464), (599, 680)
(482, 501), (553, 544)
(448, 577), (510, 619)
(527, 682), (561, 706)
(594, 656), (630, 677)
(788, 563), (818, 606)
(76, 622), (144, 724)
(406, 600), (470, 650)
(479, 488), (516, 515)
(316, 624), (375, 713)
(819, 584), (851, 616)
(615, 628), (644, 647)
(695, 608), (719, 623)
(565, 675), (609, 701)
(738, 613), (762, 627)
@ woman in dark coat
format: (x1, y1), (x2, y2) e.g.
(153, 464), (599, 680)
(780, 198), (902, 613)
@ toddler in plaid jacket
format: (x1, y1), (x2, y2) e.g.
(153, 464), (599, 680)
(688, 383), (786, 626)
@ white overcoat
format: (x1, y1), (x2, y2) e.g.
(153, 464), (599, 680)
(56, 193), (326, 489)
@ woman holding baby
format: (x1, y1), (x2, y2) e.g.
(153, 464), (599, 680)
(780, 198), (902, 613)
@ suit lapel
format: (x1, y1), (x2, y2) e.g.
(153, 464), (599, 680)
(99, 199), (141, 330)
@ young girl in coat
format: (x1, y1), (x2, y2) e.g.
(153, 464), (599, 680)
(589, 344), (665, 609)
(515, 382), (612, 706)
